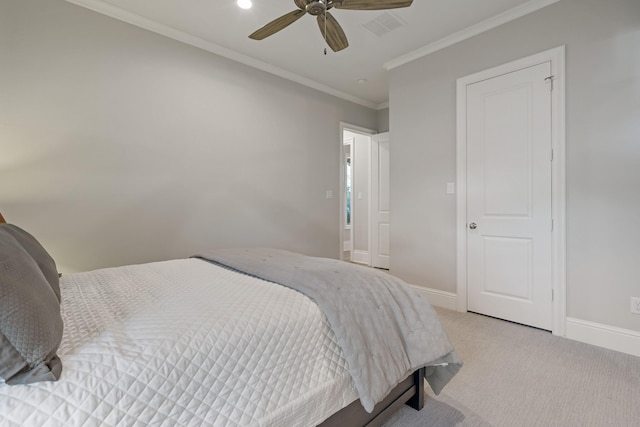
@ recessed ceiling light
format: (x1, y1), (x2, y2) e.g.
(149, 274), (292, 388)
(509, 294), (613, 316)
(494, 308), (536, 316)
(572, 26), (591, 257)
(237, 0), (252, 9)
(357, 79), (368, 85)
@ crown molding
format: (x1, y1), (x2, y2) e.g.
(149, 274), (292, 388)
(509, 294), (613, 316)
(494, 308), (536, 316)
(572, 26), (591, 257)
(384, 0), (561, 71)
(64, 0), (381, 110)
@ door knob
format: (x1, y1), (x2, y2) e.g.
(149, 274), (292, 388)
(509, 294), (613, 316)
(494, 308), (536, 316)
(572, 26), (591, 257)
(469, 223), (477, 230)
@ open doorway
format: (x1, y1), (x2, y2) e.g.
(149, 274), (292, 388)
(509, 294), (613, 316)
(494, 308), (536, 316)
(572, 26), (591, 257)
(343, 129), (371, 264)
(343, 140), (353, 260)
(339, 124), (391, 268)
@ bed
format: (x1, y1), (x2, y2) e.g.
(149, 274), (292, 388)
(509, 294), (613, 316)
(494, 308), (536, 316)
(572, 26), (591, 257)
(0, 214), (461, 427)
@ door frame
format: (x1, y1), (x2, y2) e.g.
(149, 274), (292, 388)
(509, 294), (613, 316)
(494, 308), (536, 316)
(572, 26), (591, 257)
(339, 122), (376, 262)
(455, 46), (566, 336)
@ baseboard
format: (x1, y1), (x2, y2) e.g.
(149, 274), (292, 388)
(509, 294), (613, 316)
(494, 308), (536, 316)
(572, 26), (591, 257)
(403, 287), (640, 358)
(352, 250), (370, 265)
(407, 285), (458, 311)
(565, 317), (640, 358)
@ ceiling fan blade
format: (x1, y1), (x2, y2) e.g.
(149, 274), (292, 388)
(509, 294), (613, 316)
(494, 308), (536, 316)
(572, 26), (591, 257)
(333, 0), (413, 10)
(294, 0), (307, 9)
(249, 9), (306, 40)
(317, 12), (349, 52)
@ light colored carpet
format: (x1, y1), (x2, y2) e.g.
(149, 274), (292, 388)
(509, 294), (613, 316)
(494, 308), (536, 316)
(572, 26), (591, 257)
(383, 307), (640, 427)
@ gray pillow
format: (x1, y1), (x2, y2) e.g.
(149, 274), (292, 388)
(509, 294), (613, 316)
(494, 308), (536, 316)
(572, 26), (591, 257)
(0, 229), (63, 385)
(0, 224), (60, 302)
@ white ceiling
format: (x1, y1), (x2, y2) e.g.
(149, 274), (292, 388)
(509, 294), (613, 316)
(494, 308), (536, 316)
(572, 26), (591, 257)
(66, 0), (558, 109)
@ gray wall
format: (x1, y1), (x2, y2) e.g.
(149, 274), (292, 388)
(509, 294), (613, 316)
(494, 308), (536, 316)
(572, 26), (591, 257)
(0, 0), (378, 272)
(377, 108), (390, 133)
(389, 0), (640, 332)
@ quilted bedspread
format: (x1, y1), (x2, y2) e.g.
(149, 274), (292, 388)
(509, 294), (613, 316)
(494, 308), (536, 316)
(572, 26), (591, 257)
(196, 248), (462, 413)
(0, 259), (359, 426)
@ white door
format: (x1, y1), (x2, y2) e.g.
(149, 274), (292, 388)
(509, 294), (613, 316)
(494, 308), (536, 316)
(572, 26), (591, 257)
(371, 132), (390, 269)
(466, 62), (553, 330)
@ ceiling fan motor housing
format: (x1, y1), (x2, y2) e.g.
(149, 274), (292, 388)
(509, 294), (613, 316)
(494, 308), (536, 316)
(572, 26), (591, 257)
(306, 0), (328, 16)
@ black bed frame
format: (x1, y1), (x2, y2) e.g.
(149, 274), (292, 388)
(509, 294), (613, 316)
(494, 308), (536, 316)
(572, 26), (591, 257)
(318, 367), (425, 427)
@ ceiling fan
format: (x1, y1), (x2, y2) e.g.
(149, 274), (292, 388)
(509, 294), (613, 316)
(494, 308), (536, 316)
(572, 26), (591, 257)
(249, 0), (414, 52)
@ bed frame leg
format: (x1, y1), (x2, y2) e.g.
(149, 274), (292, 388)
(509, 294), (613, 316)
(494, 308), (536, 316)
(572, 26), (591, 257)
(407, 367), (425, 410)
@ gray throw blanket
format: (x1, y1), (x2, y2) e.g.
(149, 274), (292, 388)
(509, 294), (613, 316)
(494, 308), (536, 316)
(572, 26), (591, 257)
(194, 248), (462, 412)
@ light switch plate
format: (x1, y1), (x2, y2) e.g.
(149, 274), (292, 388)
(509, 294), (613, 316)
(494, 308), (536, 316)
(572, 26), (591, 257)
(446, 182), (455, 194)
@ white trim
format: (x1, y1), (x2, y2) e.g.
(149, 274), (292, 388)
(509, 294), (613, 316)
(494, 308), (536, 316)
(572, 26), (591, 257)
(339, 122), (378, 137)
(367, 135), (373, 268)
(351, 250), (370, 265)
(384, 0), (560, 71)
(455, 79), (468, 314)
(408, 285), (458, 311)
(549, 47), (567, 336)
(409, 289), (640, 358)
(455, 46), (567, 336)
(566, 318), (640, 358)
(64, 0), (380, 110)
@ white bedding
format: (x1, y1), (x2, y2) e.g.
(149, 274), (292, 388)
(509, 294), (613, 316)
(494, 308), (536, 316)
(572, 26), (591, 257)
(0, 259), (359, 426)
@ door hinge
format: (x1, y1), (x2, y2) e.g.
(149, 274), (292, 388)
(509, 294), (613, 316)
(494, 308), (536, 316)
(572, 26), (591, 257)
(545, 75), (555, 92)
(552, 289), (554, 301)
(551, 149), (554, 162)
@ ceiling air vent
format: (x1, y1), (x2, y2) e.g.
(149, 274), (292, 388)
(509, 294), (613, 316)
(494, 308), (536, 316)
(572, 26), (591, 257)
(362, 12), (405, 38)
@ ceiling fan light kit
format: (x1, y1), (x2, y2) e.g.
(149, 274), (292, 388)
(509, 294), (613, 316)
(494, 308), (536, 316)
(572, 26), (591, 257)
(306, 1), (328, 15)
(249, 0), (413, 52)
